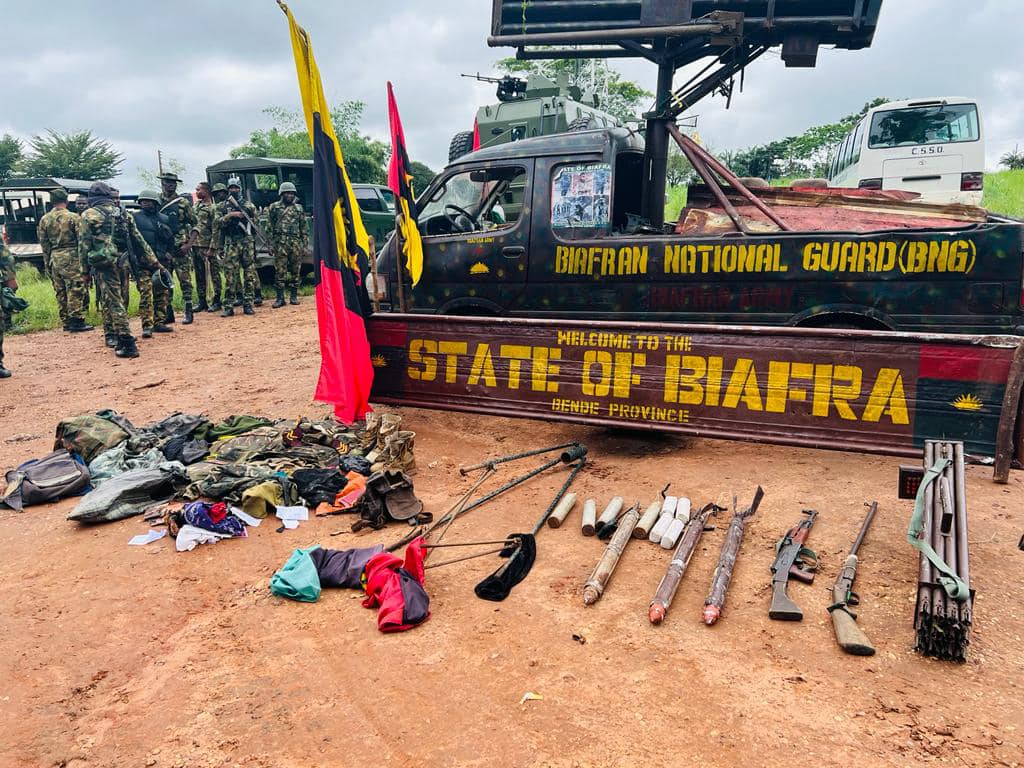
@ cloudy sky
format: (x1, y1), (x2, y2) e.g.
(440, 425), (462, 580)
(1, 1), (1020, 191)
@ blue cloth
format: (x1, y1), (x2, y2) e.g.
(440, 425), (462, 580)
(270, 546), (322, 602)
(182, 501), (245, 537)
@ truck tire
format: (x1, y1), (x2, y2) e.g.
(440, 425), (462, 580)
(448, 131), (475, 162)
(568, 116), (596, 132)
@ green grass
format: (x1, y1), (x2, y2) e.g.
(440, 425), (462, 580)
(7, 264), (314, 335)
(983, 169), (1024, 217)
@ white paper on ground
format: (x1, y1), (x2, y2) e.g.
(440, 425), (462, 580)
(275, 506), (309, 521)
(128, 529), (167, 546)
(280, 518), (300, 530)
(231, 506), (262, 527)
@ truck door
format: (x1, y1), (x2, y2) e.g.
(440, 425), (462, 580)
(413, 161), (533, 314)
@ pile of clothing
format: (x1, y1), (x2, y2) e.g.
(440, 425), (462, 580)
(4, 409), (422, 547)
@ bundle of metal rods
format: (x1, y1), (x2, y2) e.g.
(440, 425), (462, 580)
(914, 440), (973, 662)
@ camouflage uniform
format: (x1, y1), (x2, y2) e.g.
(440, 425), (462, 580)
(79, 202), (160, 340)
(268, 197), (307, 294)
(159, 192), (198, 304)
(0, 242), (15, 376)
(214, 196), (258, 311)
(37, 206), (87, 327)
(133, 204), (175, 334)
(193, 198), (222, 309)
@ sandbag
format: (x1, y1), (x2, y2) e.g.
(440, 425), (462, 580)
(1, 450), (90, 511)
(68, 463), (187, 523)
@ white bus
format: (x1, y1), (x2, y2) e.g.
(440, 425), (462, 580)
(828, 98), (984, 205)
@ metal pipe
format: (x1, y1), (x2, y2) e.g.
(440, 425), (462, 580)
(649, 502), (719, 624)
(459, 442), (583, 475)
(583, 502), (642, 605)
(676, 137), (749, 233)
(488, 22), (724, 47)
(703, 487), (763, 624)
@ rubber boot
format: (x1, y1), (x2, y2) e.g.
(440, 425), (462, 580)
(141, 326), (153, 339)
(114, 334), (140, 359)
(221, 305), (235, 317)
(64, 317), (95, 333)
(165, 305), (176, 324)
(243, 303), (255, 316)
(153, 323), (173, 333)
(289, 287), (300, 305)
(183, 302), (194, 325)
(104, 331), (118, 348)
(272, 289), (286, 308)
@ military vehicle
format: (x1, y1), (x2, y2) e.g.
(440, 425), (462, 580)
(448, 72), (622, 162)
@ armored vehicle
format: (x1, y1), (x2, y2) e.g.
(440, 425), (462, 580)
(448, 73), (622, 162)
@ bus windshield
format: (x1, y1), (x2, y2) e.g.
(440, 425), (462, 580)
(868, 103), (979, 148)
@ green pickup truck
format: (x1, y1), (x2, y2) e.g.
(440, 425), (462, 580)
(205, 158), (397, 271)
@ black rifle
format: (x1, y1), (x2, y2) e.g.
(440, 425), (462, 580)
(226, 195), (273, 254)
(828, 501), (878, 655)
(769, 509), (819, 621)
(114, 203), (142, 277)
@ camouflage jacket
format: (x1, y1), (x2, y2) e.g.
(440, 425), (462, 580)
(0, 242), (14, 282)
(37, 208), (80, 261)
(78, 203), (160, 276)
(194, 199), (218, 248)
(268, 200), (308, 245)
(214, 197), (257, 247)
(159, 193), (198, 247)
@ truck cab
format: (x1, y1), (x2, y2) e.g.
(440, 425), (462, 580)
(377, 127), (1024, 335)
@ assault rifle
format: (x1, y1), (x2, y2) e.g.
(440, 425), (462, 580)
(113, 203), (142, 278)
(226, 194), (274, 254)
(828, 501), (878, 656)
(769, 509), (819, 621)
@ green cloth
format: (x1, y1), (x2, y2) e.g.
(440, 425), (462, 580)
(241, 480), (283, 519)
(270, 546), (322, 602)
(54, 412), (131, 464)
(196, 415), (275, 442)
(907, 458), (969, 600)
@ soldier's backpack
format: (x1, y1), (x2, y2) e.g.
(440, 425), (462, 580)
(54, 412), (132, 464)
(0, 449), (91, 511)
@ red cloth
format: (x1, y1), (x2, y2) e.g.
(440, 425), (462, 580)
(361, 537), (429, 633)
(208, 501), (228, 524)
(472, 117), (480, 151)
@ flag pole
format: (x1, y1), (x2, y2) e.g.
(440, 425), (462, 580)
(394, 213), (408, 312)
(368, 236), (380, 313)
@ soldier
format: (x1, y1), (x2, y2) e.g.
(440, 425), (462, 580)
(74, 196), (88, 214)
(37, 188), (93, 333)
(192, 180), (222, 313)
(214, 177), (257, 317)
(267, 181), (307, 307)
(0, 241), (16, 378)
(157, 171), (198, 325)
(133, 190), (176, 337)
(78, 181), (162, 358)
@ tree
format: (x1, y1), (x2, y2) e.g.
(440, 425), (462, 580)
(230, 103), (389, 184)
(1001, 147), (1024, 171)
(495, 56), (652, 124)
(408, 161), (436, 194)
(0, 135), (22, 181)
(137, 157), (187, 189)
(20, 129), (123, 180)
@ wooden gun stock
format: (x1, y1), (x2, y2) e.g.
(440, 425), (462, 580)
(828, 553), (875, 656)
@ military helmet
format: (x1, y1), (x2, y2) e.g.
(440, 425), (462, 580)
(50, 188), (69, 203)
(227, 176), (242, 188)
(278, 181), (297, 195)
(211, 182), (227, 193)
(137, 189), (160, 204)
(157, 172), (182, 183)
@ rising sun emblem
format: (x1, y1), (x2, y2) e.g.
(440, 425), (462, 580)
(371, 354), (387, 368)
(951, 393), (983, 411)
(469, 262), (490, 275)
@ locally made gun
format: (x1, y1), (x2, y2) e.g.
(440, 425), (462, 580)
(703, 487), (763, 625)
(769, 509), (819, 621)
(649, 502), (722, 624)
(828, 501), (878, 656)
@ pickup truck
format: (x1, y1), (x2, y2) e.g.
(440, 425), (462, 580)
(375, 127), (1024, 335)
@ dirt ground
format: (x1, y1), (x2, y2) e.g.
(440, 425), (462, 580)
(1, 305), (1022, 768)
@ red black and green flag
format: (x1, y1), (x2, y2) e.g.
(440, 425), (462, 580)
(282, 3), (373, 423)
(386, 81), (424, 287)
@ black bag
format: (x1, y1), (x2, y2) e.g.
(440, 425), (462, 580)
(1, 450), (91, 511)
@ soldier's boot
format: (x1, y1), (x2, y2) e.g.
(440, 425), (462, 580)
(289, 287), (300, 305)
(233, 295), (243, 307)
(153, 323), (173, 333)
(114, 334), (140, 359)
(208, 295), (221, 313)
(221, 305), (235, 318)
(165, 305), (176, 324)
(104, 330), (118, 348)
(195, 296), (208, 312)
(243, 303), (255, 316)
(183, 302), (194, 325)
(272, 289), (286, 309)
(253, 294), (264, 307)
(367, 413), (402, 462)
(359, 412), (381, 452)
(0, 342), (9, 379)
(385, 430), (417, 474)
(64, 318), (95, 333)
(141, 326), (154, 339)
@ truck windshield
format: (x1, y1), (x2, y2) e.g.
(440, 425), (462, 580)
(419, 166), (525, 235)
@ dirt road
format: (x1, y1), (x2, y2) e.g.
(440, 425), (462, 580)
(1, 306), (1021, 768)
